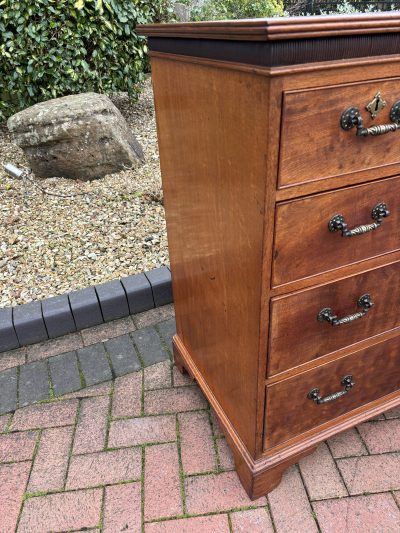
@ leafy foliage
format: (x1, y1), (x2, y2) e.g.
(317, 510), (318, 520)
(319, 0), (379, 14)
(0, 0), (173, 119)
(284, 0), (388, 16)
(191, 0), (284, 21)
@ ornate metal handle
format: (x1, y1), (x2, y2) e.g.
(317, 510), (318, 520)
(308, 375), (355, 405)
(318, 294), (373, 327)
(329, 202), (390, 237)
(341, 100), (400, 136)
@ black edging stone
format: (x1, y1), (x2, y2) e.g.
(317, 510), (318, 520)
(0, 267), (173, 355)
(145, 266), (173, 307)
(121, 273), (154, 314)
(0, 307), (19, 352)
(42, 295), (77, 339)
(69, 287), (103, 330)
(95, 280), (130, 322)
(13, 301), (48, 346)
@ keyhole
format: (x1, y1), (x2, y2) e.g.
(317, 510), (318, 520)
(375, 97), (380, 111)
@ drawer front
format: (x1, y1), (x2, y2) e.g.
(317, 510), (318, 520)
(268, 261), (400, 376)
(264, 335), (400, 450)
(273, 177), (400, 286)
(279, 78), (400, 189)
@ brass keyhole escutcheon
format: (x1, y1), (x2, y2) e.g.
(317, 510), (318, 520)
(366, 92), (387, 119)
(341, 100), (400, 136)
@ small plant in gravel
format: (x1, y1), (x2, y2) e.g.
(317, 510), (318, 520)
(0, 0), (174, 119)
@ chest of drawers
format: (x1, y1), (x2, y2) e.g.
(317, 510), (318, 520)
(138, 13), (400, 499)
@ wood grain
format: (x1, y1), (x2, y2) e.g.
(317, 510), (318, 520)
(279, 78), (400, 188)
(265, 334), (400, 449)
(271, 250), (400, 299)
(255, 74), (284, 458)
(273, 176), (400, 286)
(269, 261), (400, 376)
(138, 13), (400, 41)
(151, 56), (270, 455)
(267, 326), (400, 385)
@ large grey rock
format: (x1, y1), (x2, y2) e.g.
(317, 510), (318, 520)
(7, 92), (144, 180)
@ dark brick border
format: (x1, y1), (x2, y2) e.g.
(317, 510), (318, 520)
(0, 266), (173, 354)
(0, 317), (176, 416)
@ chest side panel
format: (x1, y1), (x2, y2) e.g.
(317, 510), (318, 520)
(151, 57), (271, 454)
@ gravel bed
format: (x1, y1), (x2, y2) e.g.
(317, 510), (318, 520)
(0, 78), (169, 308)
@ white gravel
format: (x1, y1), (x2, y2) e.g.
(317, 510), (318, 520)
(0, 78), (169, 308)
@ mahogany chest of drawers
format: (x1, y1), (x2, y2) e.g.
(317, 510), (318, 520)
(138, 14), (400, 498)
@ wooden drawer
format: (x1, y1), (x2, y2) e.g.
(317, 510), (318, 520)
(268, 261), (400, 376)
(264, 335), (400, 450)
(272, 176), (400, 287)
(279, 78), (400, 189)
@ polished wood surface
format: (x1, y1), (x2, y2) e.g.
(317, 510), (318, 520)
(273, 177), (400, 286)
(138, 13), (400, 41)
(267, 327), (400, 387)
(269, 261), (400, 376)
(151, 56), (270, 455)
(279, 78), (400, 188)
(141, 16), (400, 499)
(265, 334), (400, 449)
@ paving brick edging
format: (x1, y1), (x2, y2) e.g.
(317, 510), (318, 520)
(0, 314), (176, 416)
(0, 266), (173, 354)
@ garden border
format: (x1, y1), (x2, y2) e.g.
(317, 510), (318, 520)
(0, 266), (173, 354)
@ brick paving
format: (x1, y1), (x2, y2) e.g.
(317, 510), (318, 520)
(0, 304), (399, 532)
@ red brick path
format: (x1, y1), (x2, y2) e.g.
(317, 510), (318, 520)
(1, 361), (399, 532)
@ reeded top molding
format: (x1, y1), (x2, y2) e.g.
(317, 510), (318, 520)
(137, 12), (400, 41)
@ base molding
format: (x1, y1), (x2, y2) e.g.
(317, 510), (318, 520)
(173, 334), (317, 499)
(173, 333), (400, 499)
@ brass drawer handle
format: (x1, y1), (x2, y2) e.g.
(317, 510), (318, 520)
(341, 100), (400, 136)
(328, 202), (390, 237)
(318, 293), (373, 327)
(308, 375), (355, 405)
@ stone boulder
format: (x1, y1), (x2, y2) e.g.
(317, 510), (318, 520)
(7, 93), (144, 180)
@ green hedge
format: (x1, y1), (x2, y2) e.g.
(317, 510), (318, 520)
(0, 0), (172, 119)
